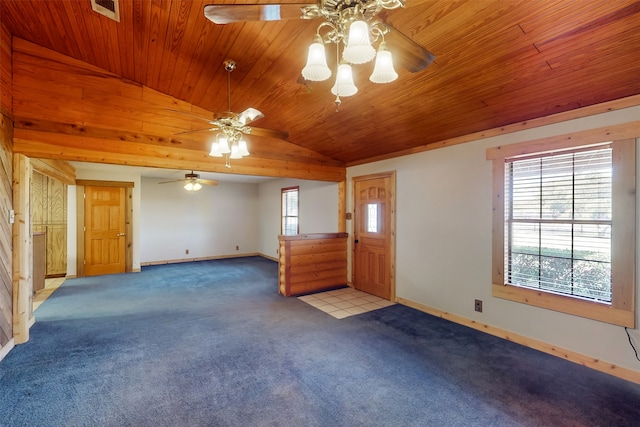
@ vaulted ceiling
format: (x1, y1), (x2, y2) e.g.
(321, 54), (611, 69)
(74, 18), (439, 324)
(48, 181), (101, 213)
(1, 0), (639, 167)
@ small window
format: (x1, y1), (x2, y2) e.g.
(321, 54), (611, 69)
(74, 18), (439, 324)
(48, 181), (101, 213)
(488, 136), (635, 327)
(281, 186), (299, 235)
(367, 203), (378, 232)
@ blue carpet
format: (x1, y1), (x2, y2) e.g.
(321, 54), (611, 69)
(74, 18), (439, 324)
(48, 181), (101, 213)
(1, 256), (639, 426)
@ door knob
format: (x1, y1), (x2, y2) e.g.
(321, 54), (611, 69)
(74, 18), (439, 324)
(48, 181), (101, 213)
(117, 233), (126, 236)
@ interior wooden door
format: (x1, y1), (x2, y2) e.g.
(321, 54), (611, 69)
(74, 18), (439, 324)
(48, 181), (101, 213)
(84, 186), (126, 276)
(353, 172), (395, 300)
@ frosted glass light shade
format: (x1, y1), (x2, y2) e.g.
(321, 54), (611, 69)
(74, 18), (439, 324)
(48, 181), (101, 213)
(369, 46), (398, 83)
(209, 141), (223, 157)
(217, 135), (230, 154)
(343, 21), (375, 64)
(184, 181), (201, 191)
(331, 64), (358, 97)
(238, 139), (250, 156)
(229, 143), (242, 159)
(301, 37), (331, 81)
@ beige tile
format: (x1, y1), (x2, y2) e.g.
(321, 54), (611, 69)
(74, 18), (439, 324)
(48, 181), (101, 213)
(298, 294), (318, 302)
(317, 304), (341, 313)
(350, 297), (372, 306)
(360, 302), (383, 311)
(306, 299), (331, 308)
(362, 295), (383, 303)
(345, 306), (369, 315)
(333, 300), (356, 309)
(336, 293), (360, 301)
(350, 291), (370, 298)
(321, 296), (343, 304)
(330, 310), (352, 319)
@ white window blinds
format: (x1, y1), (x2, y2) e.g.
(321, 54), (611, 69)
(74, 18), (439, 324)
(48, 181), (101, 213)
(504, 147), (612, 302)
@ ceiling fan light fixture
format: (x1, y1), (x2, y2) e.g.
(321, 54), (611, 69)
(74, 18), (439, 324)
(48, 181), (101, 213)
(369, 42), (398, 83)
(302, 35), (332, 81)
(216, 134), (231, 154)
(209, 141), (223, 157)
(238, 139), (250, 156)
(343, 20), (376, 64)
(229, 143), (243, 159)
(331, 63), (358, 97)
(184, 181), (202, 192)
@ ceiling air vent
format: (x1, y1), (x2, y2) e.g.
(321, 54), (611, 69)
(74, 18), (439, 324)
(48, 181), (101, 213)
(90, 0), (120, 22)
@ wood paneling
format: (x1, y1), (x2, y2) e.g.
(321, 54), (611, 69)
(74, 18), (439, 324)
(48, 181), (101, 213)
(278, 233), (348, 296)
(0, 113), (13, 349)
(12, 154), (31, 344)
(0, 0), (638, 165)
(10, 39), (345, 182)
(0, 22), (11, 116)
(31, 171), (68, 277)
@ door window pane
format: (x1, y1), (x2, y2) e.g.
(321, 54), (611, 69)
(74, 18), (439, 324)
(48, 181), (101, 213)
(367, 203), (378, 232)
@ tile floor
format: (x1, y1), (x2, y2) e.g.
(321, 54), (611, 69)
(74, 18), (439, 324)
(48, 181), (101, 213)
(33, 277), (65, 311)
(298, 287), (395, 319)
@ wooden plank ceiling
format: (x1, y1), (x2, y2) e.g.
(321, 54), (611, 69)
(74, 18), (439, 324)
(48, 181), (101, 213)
(1, 0), (639, 167)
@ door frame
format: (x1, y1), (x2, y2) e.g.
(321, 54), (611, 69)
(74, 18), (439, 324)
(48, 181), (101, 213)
(351, 171), (396, 302)
(75, 180), (134, 278)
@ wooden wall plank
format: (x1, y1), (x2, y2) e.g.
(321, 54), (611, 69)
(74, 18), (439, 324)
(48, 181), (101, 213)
(31, 158), (76, 185)
(0, 113), (13, 348)
(278, 233), (348, 296)
(12, 154), (31, 344)
(0, 22), (12, 116)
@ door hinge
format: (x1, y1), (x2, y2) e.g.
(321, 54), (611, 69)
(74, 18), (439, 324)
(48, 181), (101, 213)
(83, 226), (86, 232)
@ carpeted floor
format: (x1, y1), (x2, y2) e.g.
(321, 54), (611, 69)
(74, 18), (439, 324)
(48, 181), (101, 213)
(1, 256), (639, 426)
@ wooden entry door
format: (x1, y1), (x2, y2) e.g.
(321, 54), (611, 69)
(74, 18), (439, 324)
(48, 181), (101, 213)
(84, 186), (126, 276)
(353, 172), (395, 300)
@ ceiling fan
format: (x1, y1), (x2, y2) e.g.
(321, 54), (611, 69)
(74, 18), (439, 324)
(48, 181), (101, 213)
(159, 171), (219, 192)
(203, 0), (435, 102)
(171, 60), (289, 167)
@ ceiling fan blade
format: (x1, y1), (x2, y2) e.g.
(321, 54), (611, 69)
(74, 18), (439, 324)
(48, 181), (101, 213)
(238, 107), (264, 125)
(249, 127), (289, 140)
(166, 108), (212, 123)
(174, 127), (217, 135)
(199, 179), (219, 186)
(383, 23), (435, 73)
(204, 4), (311, 24)
(158, 179), (183, 184)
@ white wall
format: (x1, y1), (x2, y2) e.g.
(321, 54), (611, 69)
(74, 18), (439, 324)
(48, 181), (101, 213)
(258, 179), (339, 258)
(139, 177), (259, 263)
(67, 168), (339, 270)
(347, 105), (640, 373)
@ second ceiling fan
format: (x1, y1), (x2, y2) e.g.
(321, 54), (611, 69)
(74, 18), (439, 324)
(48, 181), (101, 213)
(173, 60), (289, 168)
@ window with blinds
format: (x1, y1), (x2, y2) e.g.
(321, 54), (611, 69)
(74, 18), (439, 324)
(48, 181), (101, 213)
(281, 186), (299, 235)
(504, 147), (612, 302)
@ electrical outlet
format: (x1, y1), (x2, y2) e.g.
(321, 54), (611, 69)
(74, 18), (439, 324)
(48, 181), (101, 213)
(235, 245), (239, 251)
(474, 299), (483, 313)
(185, 249), (189, 255)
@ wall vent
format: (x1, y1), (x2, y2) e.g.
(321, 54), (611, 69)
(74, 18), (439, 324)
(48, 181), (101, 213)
(90, 0), (120, 22)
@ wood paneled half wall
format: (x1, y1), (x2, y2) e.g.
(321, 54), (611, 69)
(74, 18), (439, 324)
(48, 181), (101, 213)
(278, 233), (348, 297)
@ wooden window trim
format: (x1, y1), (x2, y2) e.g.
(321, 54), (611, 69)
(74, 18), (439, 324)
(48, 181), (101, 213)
(489, 129), (636, 327)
